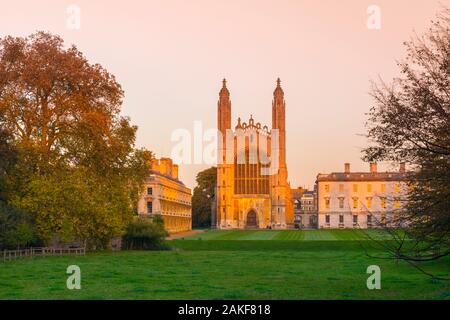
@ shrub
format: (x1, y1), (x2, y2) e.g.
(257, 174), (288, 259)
(122, 216), (169, 250)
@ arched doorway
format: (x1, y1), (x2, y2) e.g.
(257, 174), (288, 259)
(246, 210), (258, 228)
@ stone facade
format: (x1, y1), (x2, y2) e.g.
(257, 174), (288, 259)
(215, 79), (294, 229)
(316, 162), (407, 229)
(137, 157), (192, 233)
(293, 188), (318, 229)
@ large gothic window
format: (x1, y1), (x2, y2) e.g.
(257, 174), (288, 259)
(234, 148), (270, 195)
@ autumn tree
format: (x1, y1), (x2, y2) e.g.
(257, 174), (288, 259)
(192, 167), (217, 228)
(363, 8), (450, 264)
(0, 32), (151, 248)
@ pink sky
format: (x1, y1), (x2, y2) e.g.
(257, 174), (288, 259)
(0, 0), (446, 189)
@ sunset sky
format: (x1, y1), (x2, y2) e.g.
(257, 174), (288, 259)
(0, 0), (445, 189)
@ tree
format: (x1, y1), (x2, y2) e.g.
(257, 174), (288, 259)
(0, 202), (40, 249)
(0, 32), (152, 249)
(363, 8), (450, 266)
(0, 127), (17, 202)
(192, 167), (217, 228)
(0, 32), (123, 168)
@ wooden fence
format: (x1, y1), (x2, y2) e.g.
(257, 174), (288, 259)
(2, 247), (85, 262)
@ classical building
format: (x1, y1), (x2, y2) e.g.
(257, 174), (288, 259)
(215, 78), (294, 229)
(137, 157), (192, 233)
(292, 187), (306, 228)
(292, 188), (318, 229)
(316, 162), (408, 229)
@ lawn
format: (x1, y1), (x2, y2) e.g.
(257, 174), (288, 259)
(182, 229), (393, 241)
(0, 230), (448, 300)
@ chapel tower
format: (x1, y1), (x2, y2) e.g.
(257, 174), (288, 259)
(215, 78), (293, 229)
(216, 79), (233, 227)
(271, 78), (290, 226)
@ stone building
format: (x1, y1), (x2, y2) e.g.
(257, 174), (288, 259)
(215, 79), (294, 229)
(292, 188), (318, 229)
(137, 157), (192, 233)
(292, 187), (306, 228)
(316, 162), (408, 229)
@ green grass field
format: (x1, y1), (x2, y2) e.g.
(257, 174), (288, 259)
(0, 230), (448, 300)
(182, 229), (393, 241)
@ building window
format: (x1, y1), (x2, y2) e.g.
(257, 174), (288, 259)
(339, 184), (344, 193)
(324, 184), (330, 192)
(367, 184), (372, 192)
(325, 198), (330, 209)
(147, 187), (152, 195)
(394, 183), (400, 193)
(147, 201), (153, 214)
(353, 184), (358, 192)
(338, 197), (344, 209)
(381, 197), (386, 209)
(339, 215), (344, 223)
(352, 197), (358, 209)
(394, 198), (401, 208)
(353, 215), (358, 224)
(381, 184), (386, 193)
(325, 215), (330, 223)
(367, 214), (372, 224)
(366, 197), (372, 209)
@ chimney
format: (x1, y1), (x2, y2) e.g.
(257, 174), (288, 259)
(151, 159), (160, 172)
(399, 162), (406, 173)
(172, 164), (179, 180)
(159, 158), (173, 176)
(370, 162), (377, 173)
(344, 163), (350, 173)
